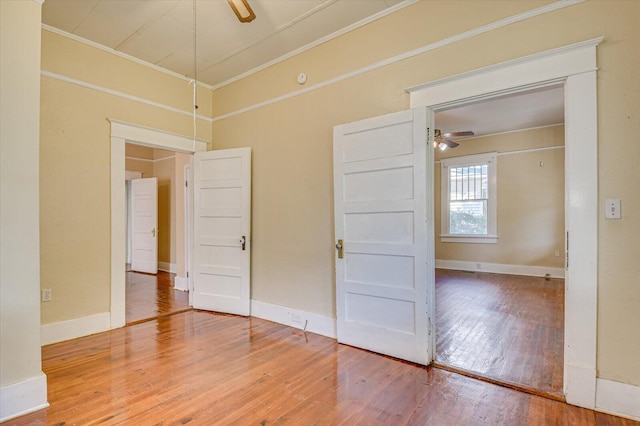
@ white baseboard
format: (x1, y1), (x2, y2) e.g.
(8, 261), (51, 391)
(158, 262), (177, 273)
(436, 259), (565, 279)
(596, 378), (640, 421)
(251, 299), (337, 339)
(0, 373), (48, 422)
(41, 312), (111, 346)
(565, 363), (597, 409)
(174, 276), (188, 291)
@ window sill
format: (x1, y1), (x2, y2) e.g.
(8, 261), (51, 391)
(440, 234), (498, 244)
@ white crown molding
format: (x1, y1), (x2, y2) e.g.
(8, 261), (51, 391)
(41, 24), (214, 90)
(212, 0), (585, 122)
(209, 0), (419, 90)
(41, 70), (213, 123)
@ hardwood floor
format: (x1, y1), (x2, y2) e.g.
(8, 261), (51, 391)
(7, 311), (636, 426)
(435, 269), (564, 397)
(126, 268), (190, 325)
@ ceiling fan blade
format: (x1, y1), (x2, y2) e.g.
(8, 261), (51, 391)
(442, 139), (460, 148)
(442, 131), (474, 138)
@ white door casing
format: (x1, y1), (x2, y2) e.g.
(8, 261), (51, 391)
(333, 107), (432, 365)
(406, 38), (602, 408)
(193, 148), (251, 316)
(130, 177), (158, 274)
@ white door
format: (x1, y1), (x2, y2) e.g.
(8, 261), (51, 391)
(193, 148), (251, 316)
(131, 177), (158, 274)
(333, 107), (433, 365)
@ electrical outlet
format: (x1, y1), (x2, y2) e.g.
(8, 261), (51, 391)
(41, 289), (52, 302)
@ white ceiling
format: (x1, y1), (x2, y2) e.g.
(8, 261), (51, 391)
(42, 0), (407, 87)
(42, 0), (564, 133)
(434, 86), (565, 141)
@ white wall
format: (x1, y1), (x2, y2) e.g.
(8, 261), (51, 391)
(0, 0), (48, 421)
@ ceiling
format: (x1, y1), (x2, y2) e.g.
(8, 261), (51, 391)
(42, 0), (564, 135)
(434, 86), (565, 141)
(42, 0), (408, 87)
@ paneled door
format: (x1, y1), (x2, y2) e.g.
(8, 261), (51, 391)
(333, 107), (433, 364)
(193, 148), (251, 315)
(130, 177), (158, 274)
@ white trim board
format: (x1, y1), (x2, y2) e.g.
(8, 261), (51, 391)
(41, 312), (111, 346)
(125, 155), (175, 163)
(42, 70), (211, 123)
(210, 0), (419, 90)
(158, 262), (177, 274)
(0, 374), (48, 423)
(211, 0), (583, 122)
(41, 25), (214, 90)
(250, 299), (337, 339)
(110, 120), (206, 329)
(174, 276), (188, 292)
(596, 379), (640, 421)
(436, 260), (565, 279)
(408, 38), (601, 409)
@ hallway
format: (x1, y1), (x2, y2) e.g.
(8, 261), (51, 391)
(126, 268), (190, 325)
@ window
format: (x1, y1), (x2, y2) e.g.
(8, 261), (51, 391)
(440, 152), (497, 243)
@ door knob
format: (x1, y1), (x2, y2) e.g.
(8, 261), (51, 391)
(336, 239), (343, 259)
(240, 235), (246, 251)
(152, 228), (156, 237)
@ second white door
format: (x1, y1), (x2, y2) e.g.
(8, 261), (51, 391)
(333, 107), (433, 365)
(131, 177), (158, 274)
(193, 148), (251, 316)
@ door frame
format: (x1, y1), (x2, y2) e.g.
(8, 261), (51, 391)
(407, 37), (602, 408)
(109, 119), (207, 328)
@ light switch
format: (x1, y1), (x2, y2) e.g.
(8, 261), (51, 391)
(605, 198), (621, 219)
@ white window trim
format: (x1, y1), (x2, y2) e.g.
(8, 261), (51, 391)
(440, 152), (497, 243)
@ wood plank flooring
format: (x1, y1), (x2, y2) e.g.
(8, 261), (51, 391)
(435, 269), (564, 396)
(126, 269), (190, 325)
(7, 311), (636, 425)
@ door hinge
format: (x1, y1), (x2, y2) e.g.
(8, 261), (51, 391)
(566, 231), (569, 269)
(185, 180), (188, 187)
(427, 127), (431, 143)
(187, 271), (189, 278)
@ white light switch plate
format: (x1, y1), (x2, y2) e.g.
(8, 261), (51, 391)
(605, 198), (621, 219)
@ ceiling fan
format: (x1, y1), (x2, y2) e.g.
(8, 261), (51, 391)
(228, 0), (256, 23)
(434, 129), (475, 151)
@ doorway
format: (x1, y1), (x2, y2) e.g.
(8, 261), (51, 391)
(109, 119), (208, 330)
(407, 38), (601, 408)
(431, 87), (566, 397)
(124, 143), (192, 324)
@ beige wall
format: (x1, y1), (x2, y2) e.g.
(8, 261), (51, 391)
(210, 1), (640, 385)
(434, 126), (565, 268)
(39, 29), (211, 325)
(0, 0), (44, 403)
(153, 152), (176, 265)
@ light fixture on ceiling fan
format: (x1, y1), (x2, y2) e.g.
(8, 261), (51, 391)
(228, 0), (256, 23)
(434, 129), (475, 151)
